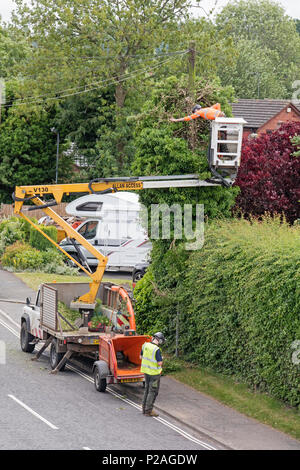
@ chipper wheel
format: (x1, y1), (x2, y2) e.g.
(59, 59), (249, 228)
(93, 361), (109, 393)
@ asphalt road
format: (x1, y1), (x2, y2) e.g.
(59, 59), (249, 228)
(0, 303), (214, 451)
(2, 270), (299, 451)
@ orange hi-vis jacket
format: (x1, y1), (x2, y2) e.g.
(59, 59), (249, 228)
(184, 103), (223, 121)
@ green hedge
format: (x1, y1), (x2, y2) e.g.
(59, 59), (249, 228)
(0, 216), (37, 255)
(1, 241), (76, 274)
(134, 218), (300, 406)
(29, 225), (57, 251)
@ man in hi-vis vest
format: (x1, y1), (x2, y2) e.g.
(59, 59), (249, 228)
(169, 103), (225, 122)
(140, 332), (165, 417)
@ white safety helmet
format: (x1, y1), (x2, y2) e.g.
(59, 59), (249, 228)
(192, 104), (202, 113)
(153, 332), (165, 345)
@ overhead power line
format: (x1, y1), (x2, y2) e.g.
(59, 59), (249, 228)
(4, 53), (187, 108)
(16, 49), (188, 80)
(10, 54), (185, 104)
(68, 50), (188, 61)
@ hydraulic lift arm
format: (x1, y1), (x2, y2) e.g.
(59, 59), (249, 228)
(12, 176), (217, 306)
(13, 117), (246, 308)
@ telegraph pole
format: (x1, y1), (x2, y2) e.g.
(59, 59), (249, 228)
(188, 41), (197, 150)
(51, 127), (60, 184)
(0, 78), (4, 125)
(188, 41), (196, 96)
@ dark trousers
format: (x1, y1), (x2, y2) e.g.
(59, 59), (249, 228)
(142, 374), (161, 412)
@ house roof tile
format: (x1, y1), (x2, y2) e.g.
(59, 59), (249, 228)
(231, 99), (300, 128)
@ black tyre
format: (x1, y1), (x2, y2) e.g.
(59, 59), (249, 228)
(66, 254), (80, 268)
(49, 340), (66, 371)
(94, 367), (107, 393)
(133, 270), (144, 283)
(20, 322), (35, 353)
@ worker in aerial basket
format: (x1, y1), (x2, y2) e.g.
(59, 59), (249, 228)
(169, 103), (225, 122)
(140, 332), (165, 417)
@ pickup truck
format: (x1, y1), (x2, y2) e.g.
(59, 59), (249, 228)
(20, 281), (150, 392)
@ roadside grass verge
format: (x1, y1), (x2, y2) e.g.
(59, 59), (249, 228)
(15, 272), (132, 291)
(163, 356), (300, 441)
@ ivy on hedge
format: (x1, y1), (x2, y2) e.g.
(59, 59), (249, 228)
(134, 217), (300, 407)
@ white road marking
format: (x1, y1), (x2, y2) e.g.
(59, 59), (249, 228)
(82, 447), (92, 450)
(8, 394), (59, 430)
(0, 308), (217, 450)
(0, 308), (21, 328)
(66, 364), (216, 450)
(0, 318), (19, 338)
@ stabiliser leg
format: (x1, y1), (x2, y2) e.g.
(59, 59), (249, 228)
(50, 350), (73, 375)
(31, 336), (52, 361)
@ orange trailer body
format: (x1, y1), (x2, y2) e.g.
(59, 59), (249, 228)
(98, 334), (151, 383)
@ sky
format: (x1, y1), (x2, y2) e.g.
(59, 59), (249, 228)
(0, 0), (300, 22)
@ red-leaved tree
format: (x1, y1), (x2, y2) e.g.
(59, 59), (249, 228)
(234, 122), (300, 223)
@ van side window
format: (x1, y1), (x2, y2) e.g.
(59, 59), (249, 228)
(76, 202), (103, 212)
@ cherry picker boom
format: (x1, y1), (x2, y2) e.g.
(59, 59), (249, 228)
(13, 116), (246, 308)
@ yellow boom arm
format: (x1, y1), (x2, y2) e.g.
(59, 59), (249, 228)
(13, 180), (144, 305)
(13, 174), (224, 306)
(13, 115), (247, 306)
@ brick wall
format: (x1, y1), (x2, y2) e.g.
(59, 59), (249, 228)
(258, 106), (300, 135)
(243, 129), (253, 139)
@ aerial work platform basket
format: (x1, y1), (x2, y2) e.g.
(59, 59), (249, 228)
(209, 117), (247, 181)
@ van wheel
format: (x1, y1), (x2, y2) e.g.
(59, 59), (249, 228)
(66, 254), (80, 268)
(20, 322), (35, 353)
(94, 368), (107, 392)
(133, 271), (144, 283)
(49, 340), (66, 371)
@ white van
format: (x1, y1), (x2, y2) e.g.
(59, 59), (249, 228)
(59, 192), (152, 272)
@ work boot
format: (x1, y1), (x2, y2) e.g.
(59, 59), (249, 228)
(144, 410), (159, 417)
(142, 406), (146, 414)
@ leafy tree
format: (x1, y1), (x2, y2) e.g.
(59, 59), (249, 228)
(12, 0), (192, 169)
(216, 0), (300, 55)
(132, 74), (237, 213)
(55, 87), (118, 176)
(218, 38), (286, 99)
(0, 106), (73, 203)
(0, 24), (29, 79)
(216, 0), (300, 98)
(133, 75), (238, 337)
(291, 135), (300, 157)
(234, 122), (300, 224)
(10, 1), (237, 177)
(167, 16), (236, 83)
(132, 75), (239, 296)
(55, 86), (139, 178)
